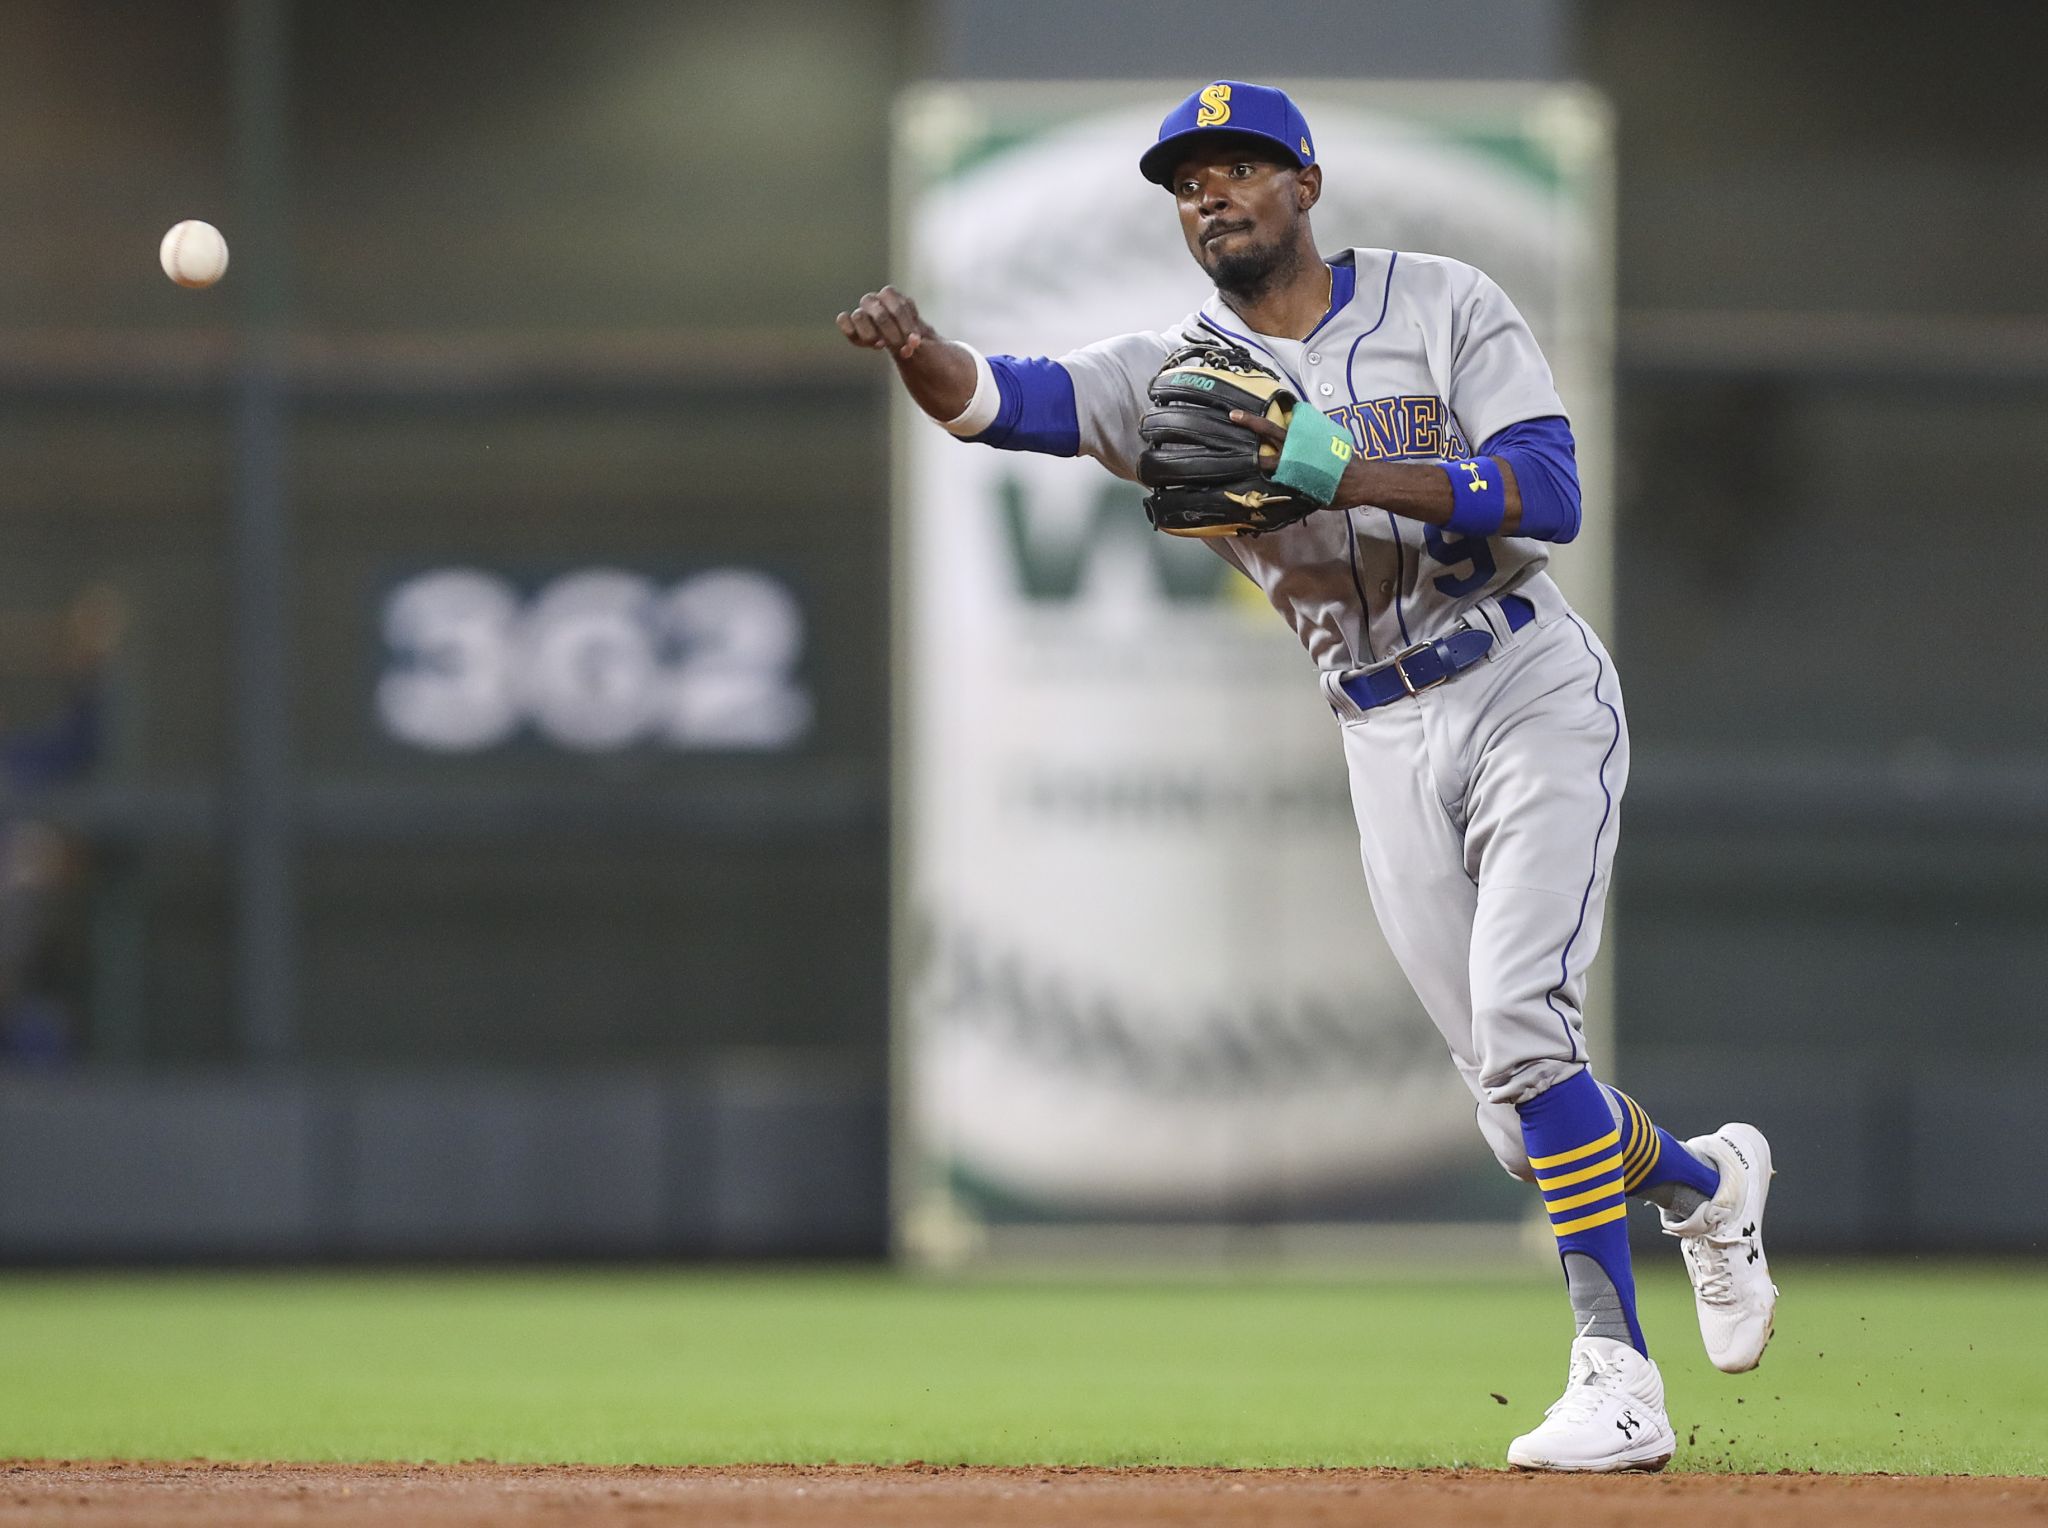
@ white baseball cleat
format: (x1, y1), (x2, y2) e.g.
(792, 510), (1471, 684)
(1662, 1122), (1778, 1373)
(1506, 1335), (1676, 1473)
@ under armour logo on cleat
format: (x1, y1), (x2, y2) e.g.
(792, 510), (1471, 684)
(1617, 1411), (1640, 1439)
(1744, 1223), (1760, 1263)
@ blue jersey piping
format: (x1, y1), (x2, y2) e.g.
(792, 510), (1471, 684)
(1339, 253), (1403, 653)
(1383, 510), (1414, 647)
(1543, 614), (1622, 1064)
(1304, 257), (1357, 345)
(1340, 513), (1376, 665)
(1340, 250), (1399, 402)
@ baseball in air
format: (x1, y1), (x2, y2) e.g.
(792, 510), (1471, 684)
(159, 220), (229, 288)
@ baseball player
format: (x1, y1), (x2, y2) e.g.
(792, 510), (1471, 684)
(840, 81), (1779, 1471)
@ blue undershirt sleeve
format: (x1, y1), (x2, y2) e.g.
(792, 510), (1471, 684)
(971, 356), (1082, 456)
(1478, 415), (1581, 544)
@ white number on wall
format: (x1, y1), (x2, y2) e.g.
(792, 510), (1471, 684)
(376, 569), (522, 752)
(658, 570), (813, 749)
(379, 567), (813, 753)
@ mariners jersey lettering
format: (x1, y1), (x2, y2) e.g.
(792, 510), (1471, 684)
(1056, 249), (1567, 674)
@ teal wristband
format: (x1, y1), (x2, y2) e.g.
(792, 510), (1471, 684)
(1271, 404), (1355, 506)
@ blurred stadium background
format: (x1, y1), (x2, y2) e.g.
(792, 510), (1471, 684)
(0, 0), (2043, 1272)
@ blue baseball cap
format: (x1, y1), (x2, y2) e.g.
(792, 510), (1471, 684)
(1138, 81), (1316, 187)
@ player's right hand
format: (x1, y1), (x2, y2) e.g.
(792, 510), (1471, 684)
(836, 286), (931, 362)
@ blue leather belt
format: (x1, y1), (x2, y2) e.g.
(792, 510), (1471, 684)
(1339, 594), (1535, 713)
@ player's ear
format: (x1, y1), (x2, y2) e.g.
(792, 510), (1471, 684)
(1297, 163), (1322, 212)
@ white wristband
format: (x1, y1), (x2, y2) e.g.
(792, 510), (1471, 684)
(940, 346), (1001, 437)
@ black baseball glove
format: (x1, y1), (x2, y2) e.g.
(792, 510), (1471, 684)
(1136, 338), (1320, 538)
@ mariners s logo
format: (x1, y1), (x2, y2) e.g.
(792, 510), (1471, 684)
(1196, 84), (1232, 127)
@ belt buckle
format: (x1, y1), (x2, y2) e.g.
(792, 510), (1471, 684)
(1392, 640), (1448, 696)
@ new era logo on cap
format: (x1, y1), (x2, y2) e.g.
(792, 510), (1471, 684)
(1139, 81), (1317, 186)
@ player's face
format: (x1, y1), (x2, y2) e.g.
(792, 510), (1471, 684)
(1169, 141), (1312, 288)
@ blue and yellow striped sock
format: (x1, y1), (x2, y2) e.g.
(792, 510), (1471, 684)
(1604, 1085), (1721, 1205)
(1519, 1068), (1644, 1353)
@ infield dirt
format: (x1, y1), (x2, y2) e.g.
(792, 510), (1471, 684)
(1, 1462), (2043, 1527)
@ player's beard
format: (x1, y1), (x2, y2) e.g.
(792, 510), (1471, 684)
(1204, 221), (1314, 308)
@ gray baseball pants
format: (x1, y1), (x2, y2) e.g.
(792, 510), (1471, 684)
(1331, 577), (1629, 1182)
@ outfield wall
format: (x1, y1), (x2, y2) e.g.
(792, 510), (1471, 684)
(0, 1062), (883, 1260)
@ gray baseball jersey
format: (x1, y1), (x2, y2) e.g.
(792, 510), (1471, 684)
(1056, 248), (1566, 701)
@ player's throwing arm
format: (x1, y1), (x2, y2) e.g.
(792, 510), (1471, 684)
(836, 287), (979, 425)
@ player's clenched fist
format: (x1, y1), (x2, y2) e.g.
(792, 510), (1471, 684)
(836, 286), (932, 361)
(834, 286), (978, 423)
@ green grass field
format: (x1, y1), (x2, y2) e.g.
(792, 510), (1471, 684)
(1, 1260), (2040, 1475)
